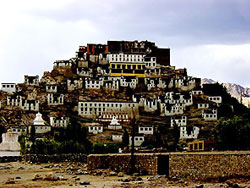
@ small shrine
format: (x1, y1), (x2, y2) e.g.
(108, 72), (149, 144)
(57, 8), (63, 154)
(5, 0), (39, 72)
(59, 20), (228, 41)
(108, 116), (122, 130)
(29, 112), (51, 134)
(0, 130), (21, 156)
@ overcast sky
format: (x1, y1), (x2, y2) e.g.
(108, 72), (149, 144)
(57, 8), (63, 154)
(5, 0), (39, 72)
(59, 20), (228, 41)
(0, 0), (250, 87)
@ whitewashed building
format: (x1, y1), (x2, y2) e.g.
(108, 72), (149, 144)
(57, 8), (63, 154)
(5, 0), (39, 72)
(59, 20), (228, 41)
(171, 116), (187, 127)
(50, 117), (69, 128)
(53, 60), (73, 68)
(78, 101), (138, 118)
(6, 96), (39, 111)
(197, 103), (210, 109)
(138, 125), (154, 135)
(107, 53), (145, 63)
(129, 136), (145, 147)
(21, 100), (39, 111)
(47, 94), (64, 105)
(202, 109), (218, 121)
(103, 80), (120, 91)
(164, 92), (193, 108)
(143, 98), (158, 112)
(112, 135), (123, 142)
(24, 75), (39, 86)
(1, 83), (16, 93)
(46, 85), (57, 93)
(144, 56), (157, 69)
(168, 76), (197, 91)
(207, 96), (222, 106)
(77, 68), (92, 77)
(192, 90), (203, 95)
(120, 76), (138, 89)
(67, 79), (83, 91)
(180, 126), (199, 139)
(84, 78), (103, 89)
(97, 112), (129, 122)
(8, 127), (27, 136)
(88, 125), (103, 134)
(160, 103), (184, 116)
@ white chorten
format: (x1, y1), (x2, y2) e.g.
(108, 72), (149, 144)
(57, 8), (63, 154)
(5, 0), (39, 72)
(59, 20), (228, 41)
(34, 112), (45, 125)
(110, 116), (120, 126)
(0, 130), (21, 156)
(30, 112), (51, 134)
(108, 116), (122, 130)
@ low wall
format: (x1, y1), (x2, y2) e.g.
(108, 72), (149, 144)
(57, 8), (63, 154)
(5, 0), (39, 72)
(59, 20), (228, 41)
(87, 151), (250, 180)
(169, 152), (250, 181)
(24, 153), (87, 163)
(0, 156), (22, 163)
(88, 153), (158, 175)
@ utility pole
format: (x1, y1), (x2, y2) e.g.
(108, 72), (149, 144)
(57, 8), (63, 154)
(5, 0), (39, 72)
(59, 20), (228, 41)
(130, 110), (136, 174)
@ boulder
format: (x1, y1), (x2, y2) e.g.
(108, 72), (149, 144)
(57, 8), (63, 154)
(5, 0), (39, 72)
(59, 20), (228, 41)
(117, 172), (124, 177)
(80, 181), (90, 185)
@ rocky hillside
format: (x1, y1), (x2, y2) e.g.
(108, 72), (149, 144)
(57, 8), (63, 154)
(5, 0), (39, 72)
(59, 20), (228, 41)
(202, 78), (250, 108)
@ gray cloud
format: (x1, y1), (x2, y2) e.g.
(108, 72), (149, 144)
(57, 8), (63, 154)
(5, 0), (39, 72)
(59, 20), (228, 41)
(0, 0), (250, 87)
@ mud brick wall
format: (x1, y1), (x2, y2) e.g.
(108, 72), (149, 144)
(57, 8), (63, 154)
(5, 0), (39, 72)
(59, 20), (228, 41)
(169, 153), (250, 181)
(88, 154), (158, 175)
(24, 154), (87, 163)
(0, 156), (22, 163)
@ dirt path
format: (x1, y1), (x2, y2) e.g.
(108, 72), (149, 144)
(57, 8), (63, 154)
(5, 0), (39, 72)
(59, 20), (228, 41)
(0, 162), (249, 188)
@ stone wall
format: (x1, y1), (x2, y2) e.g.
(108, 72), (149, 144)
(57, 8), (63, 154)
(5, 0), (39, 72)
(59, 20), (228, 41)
(24, 154), (87, 163)
(169, 152), (250, 181)
(87, 152), (250, 180)
(0, 156), (22, 163)
(88, 153), (158, 175)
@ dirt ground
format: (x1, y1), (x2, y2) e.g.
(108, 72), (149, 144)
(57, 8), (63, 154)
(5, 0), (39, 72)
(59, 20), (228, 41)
(0, 162), (249, 188)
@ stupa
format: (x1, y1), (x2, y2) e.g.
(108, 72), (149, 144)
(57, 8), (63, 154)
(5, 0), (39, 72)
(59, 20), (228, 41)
(108, 116), (122, 130)
(29, 112), (51, 134)
(0, 129), (21, 156)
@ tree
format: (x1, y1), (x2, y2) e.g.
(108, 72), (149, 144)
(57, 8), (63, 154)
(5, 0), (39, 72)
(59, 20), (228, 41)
(173, 121), (179, 151)
(0, 125), (6, 143)
(30, 125), (36, 144)
(215, 116), (250, 150)
(122, 128), (129, 148)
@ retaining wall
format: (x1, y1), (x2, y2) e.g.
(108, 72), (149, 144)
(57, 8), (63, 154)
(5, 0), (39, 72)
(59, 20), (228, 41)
(87, 151), (250, 180)
(169, 152), (250, 181)
(88, 153), (158, 175)
(24, 153), (87, 163)
(0, 154), (87, 163)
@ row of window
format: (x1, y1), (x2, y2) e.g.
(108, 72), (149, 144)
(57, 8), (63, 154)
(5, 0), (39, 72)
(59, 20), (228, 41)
(111, 57), (143, 62)
(204, 114), (217, 118)
(80, 102), (136, 108)
(110, 54), (143, 58)
(208, 97), (221, 101)
(89, 127), (102, 130)
(2, 84), (15, 88)
(133, 137), (144, 141)
(111, 63), (145, 70)
(140, 127), (152, 131)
